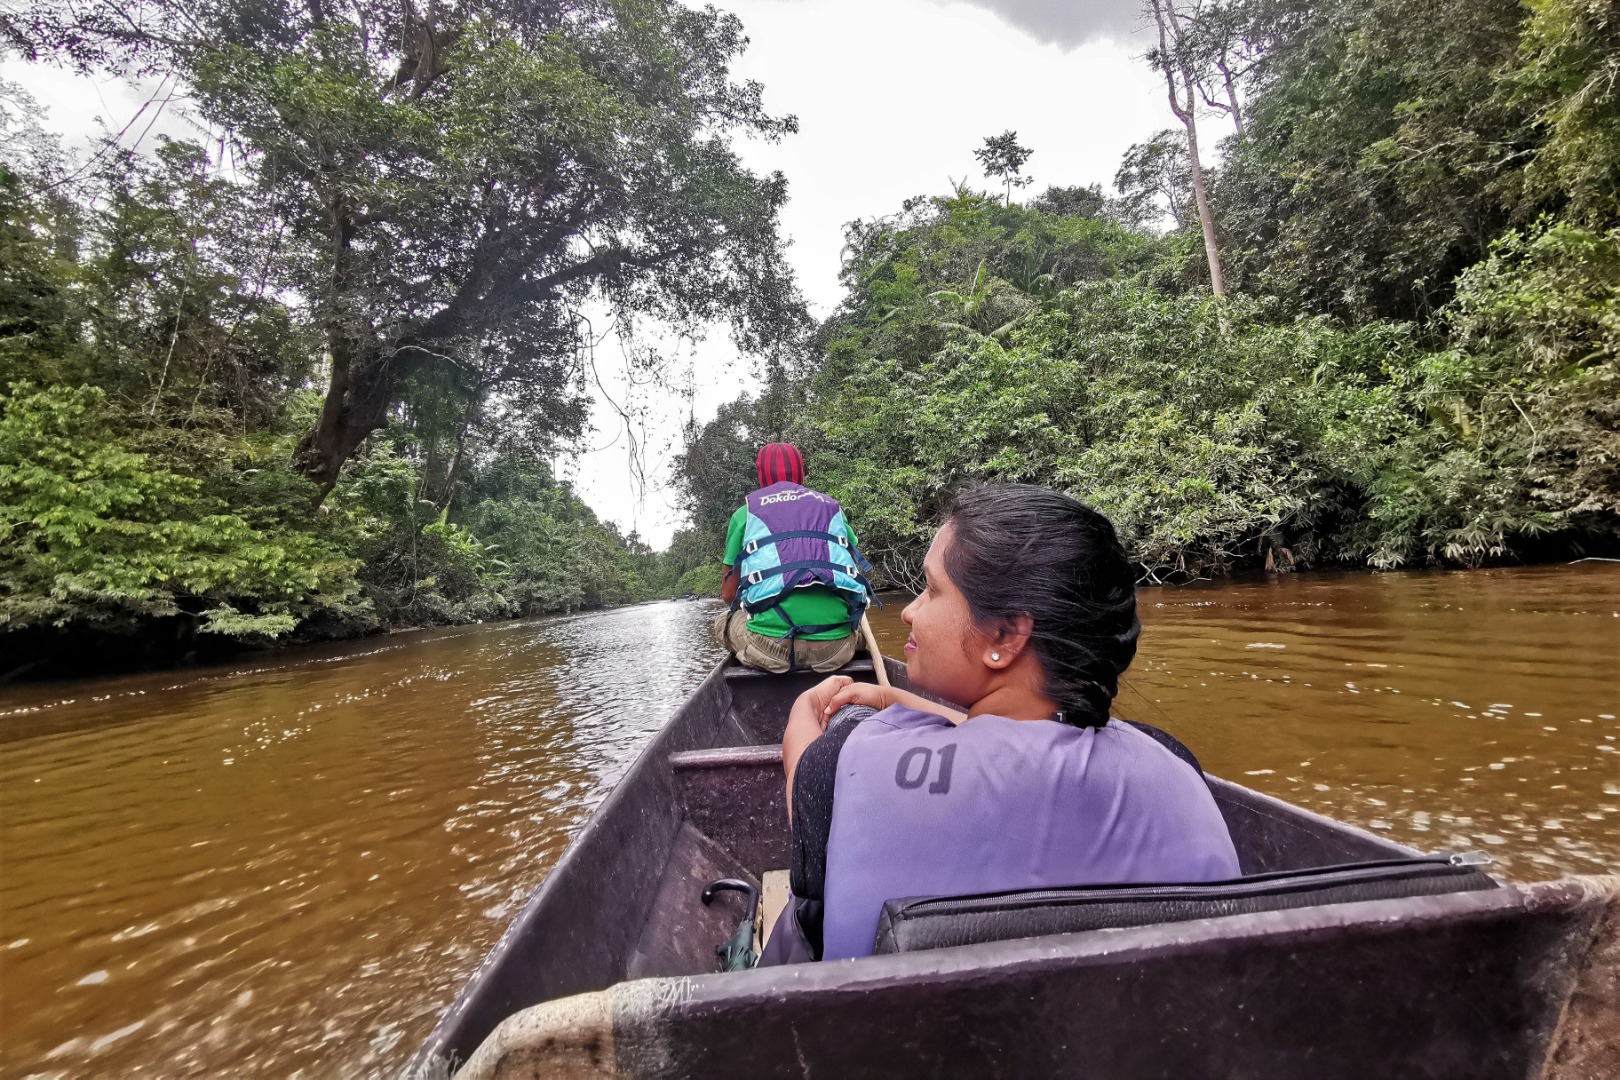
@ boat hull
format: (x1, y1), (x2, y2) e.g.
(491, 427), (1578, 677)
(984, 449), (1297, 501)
(407, 657), (1620, 1078)
(455, 875), (1618, 1079)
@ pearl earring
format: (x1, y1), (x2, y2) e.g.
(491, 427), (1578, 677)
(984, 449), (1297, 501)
(991, 652), (1001, 662)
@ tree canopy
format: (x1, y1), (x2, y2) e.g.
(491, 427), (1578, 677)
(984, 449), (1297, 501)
(676, 0), (1619, 586)
(6, 0), (808, 494)
(975, 130), (1033, 203)
(0, 3), (805, 671)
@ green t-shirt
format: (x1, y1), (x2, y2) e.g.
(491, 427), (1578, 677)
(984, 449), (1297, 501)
(724, 504), (859, 640)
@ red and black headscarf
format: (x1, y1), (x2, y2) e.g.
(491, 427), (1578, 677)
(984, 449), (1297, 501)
(756, 442), (805, 487)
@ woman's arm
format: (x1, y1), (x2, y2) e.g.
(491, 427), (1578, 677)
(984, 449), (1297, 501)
(785, 676), (969, 814)
(783, 676), (852, 815)
(818, 681), (967, 725)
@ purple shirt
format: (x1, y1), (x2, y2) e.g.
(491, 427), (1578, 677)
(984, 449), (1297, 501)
(821, 706), (1241, 960)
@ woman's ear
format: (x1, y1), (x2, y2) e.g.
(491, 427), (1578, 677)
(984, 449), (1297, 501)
(984, 614), (1034, 670)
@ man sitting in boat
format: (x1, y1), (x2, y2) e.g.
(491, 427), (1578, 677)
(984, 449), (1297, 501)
(711, 442), (874, 673)
(762, 484), (1239, 963)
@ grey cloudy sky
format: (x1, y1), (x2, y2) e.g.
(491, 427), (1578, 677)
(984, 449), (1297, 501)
(2, 0), (1169, 548)
(932, 0), (1143, 48)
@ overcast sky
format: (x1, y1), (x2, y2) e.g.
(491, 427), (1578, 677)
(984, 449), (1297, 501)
(2, 0), (1169, 548)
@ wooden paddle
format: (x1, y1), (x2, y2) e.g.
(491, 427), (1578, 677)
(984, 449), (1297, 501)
(859, 612), (891, 689)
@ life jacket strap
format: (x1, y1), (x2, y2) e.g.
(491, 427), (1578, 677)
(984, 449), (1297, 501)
(741, 529), (875, 575)
(742, 558), (873, 594)
(768, 603), (867, 669)
(776, 620), (857, 636)
(743, 529), (851, 555)
(780, 605), (797, 670)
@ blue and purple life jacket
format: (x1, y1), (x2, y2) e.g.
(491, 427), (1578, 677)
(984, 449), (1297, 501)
(733, 481), (873, 636)
(819, 705), (1240, 960)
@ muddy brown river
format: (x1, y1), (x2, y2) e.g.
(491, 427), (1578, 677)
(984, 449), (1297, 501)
(2, 565), (1616, 1076)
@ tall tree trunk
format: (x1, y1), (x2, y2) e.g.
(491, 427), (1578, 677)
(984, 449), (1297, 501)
(1153, 0), (1226, 298)
(1180, 72), (1226, 297)
(293, 342), (395, 502)
(1219, 62), (1245, 138)
(293, 178), (394, 503)
(436, 388), (482, 513)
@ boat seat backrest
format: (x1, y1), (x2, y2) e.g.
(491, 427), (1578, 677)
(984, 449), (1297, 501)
(872, 857), (1496, 955)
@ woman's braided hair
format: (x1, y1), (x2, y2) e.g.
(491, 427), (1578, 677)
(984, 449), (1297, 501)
(942, 484), (1140, 729)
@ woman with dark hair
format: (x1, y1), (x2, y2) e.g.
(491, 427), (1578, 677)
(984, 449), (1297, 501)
(761, 484), (1239, 964)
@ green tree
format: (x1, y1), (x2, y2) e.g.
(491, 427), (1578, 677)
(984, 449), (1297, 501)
(10, 0), (808, 496)
(80, 140), (316, 429)
(1374, 221), (1620, 562)
(0, 383), (357, 636)
(0, 83), (84, 389)
(1029, 184), (1115, 221)
(1115, 130), (1193, 230)
(684, 172), (1618, 582)
(1512, 0), (1620, 228)
(0, 90), (668, 657)
(1216, 0), (1537, 320)
(974, 131), (1034, 204)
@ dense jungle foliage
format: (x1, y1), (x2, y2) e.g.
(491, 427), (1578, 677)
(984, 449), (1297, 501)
(0, 0), (800, 672)
(3, 0), (1616, 670)
(676, 0), (1620, 589)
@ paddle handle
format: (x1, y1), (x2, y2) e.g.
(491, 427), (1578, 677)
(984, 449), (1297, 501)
(859, 613), (891, 689)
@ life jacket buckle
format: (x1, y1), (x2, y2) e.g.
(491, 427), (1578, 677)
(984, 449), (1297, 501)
(746, 571), (764, 586)
(744, 540), (759, 555)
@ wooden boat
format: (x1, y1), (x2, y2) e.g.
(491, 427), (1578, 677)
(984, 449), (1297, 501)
(407, 657), (1618, 1079)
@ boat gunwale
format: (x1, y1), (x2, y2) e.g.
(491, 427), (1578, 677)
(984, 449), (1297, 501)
(593, 873), (1609, 1005)
(452, 873), (1620, 1079)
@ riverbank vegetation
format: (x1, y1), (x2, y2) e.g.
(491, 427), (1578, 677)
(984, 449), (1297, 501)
(1, 0), (802, 673)
(3, 0), (1616, 672)
(676, 0), (1619, 587)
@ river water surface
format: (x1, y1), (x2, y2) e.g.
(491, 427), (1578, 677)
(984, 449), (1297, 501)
(2, 565), (1616, 1076)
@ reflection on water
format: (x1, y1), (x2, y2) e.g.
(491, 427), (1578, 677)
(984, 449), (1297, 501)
(2, 567), (1617, 1076)
(0, 602), (725, 1078)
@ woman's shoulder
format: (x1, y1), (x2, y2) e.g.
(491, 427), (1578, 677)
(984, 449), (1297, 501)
(1108, 718), (1205, 776)
(855, 704), (962, 738)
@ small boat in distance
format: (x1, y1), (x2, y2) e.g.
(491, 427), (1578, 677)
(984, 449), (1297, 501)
(408, 657), (1618, 1079)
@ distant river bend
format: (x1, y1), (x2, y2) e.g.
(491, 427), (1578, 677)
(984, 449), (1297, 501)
(1, 565), (1616, 1076)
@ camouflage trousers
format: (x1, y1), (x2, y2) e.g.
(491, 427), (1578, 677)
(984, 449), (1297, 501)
(710, 608), (858, 674)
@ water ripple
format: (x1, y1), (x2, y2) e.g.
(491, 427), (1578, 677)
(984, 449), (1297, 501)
(0, 600), (726, 1078)
(3, 568), (1616, 1077)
